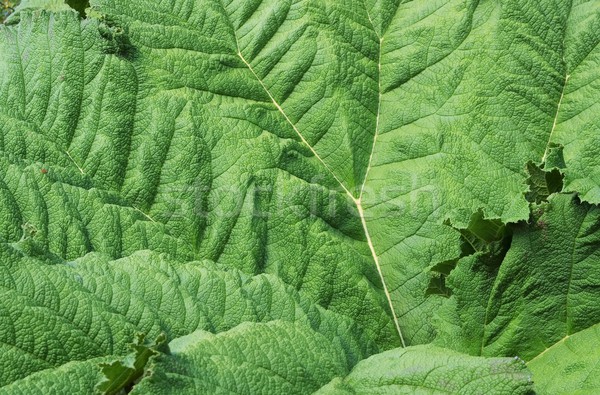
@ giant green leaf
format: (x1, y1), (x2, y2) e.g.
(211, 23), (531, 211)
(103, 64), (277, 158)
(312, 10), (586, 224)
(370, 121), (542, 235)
(0, 356), (110, 395)
(131, 321), (352, 395)
(0, 5), (398, 349)
(1, 0), (598, 392)
(0, 245), (378, 386)
(436, 194), (600, 360)
(1, 321), (351, 395)
(133, 337), (534, 395)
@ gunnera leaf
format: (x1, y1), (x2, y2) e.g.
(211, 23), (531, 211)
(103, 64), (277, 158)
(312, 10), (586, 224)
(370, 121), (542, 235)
(1, 0), (600, 393)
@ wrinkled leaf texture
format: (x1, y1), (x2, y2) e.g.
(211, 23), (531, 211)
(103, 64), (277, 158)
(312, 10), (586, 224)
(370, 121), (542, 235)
(0, 0), (599, 393)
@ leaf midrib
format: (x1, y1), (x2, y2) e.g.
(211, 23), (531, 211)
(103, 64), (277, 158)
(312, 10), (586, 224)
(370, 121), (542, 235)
(230, 14), (406, 346)
(541, 3), (573, 163)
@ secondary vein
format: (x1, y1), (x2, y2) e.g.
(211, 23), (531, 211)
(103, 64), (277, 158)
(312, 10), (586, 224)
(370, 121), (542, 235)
(360, 8), (382, 201)
(236, 50), (354, 200)
(542, 71), (570, 163)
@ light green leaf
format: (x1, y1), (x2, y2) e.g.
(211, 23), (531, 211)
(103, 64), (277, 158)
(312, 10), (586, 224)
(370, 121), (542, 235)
(12, 0), (72, 14)
(482, 194), (600, 360)
(0, 357), (110, 395)
(528, 323), (600, 394)
(1, 0), (586, 348)
(316, 345), (533, 395)
(0, 333), (164, 395)
(131, 321), (351, 395)
(0, 246), (377, 386)
(1, 0), (598, 392)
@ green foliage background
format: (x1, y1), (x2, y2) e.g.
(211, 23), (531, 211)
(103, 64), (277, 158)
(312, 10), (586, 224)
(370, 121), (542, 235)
(0, 0), (598, 393)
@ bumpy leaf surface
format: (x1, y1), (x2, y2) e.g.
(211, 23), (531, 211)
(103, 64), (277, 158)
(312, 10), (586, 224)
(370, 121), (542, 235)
(131, 321), (352, 395)
(0, 246), (377, 388)
(0, 0), (598, 393)
(436, 193), (600, 391)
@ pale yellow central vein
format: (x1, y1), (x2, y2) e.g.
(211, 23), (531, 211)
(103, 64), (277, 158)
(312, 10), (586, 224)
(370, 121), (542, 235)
(65, 150), (84, 174)
(542, 72), (570, 163)
(235, 32), (405, 345)
(133, 206), (156, 222)
(357, 202), (407, 347)
(358, 9), (406, 346)
(360, 8), (382, 200)
(527, 334), (570, 365)
(360, 38), (383, 202)
(237, 51), (354, 199)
